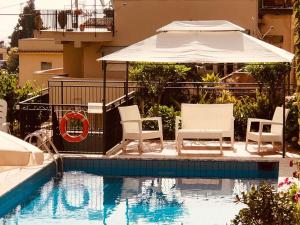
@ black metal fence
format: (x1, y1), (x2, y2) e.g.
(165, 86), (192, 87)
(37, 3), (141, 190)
(19, 80), (291, 154)
(37, 9), (114, 33)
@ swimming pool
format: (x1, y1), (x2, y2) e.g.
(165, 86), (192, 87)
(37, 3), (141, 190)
(0, 158), (279, 225)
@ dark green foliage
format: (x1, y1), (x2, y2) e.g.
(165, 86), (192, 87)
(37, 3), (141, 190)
(129, 63), (192, 112)
(286, 95), (299, 148)
(232, 182), (300, 225)
(0, 70), (34, 127)
(244, 63), (290, 87)
(244, 63), (289, 115)
(145, 105), (179, 140)
(5, 48), (19, 74)
(10, 0), (36, 47)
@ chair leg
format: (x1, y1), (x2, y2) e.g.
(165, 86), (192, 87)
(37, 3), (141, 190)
(231, 136), (235, 152)
(160, 136), (164, 150)
(257, 140), (261, 152)
(121, 138), (126, 153)
(177, 138), (182, 155)
(219, 137), (223, 155)
(138, 141), (144, 153)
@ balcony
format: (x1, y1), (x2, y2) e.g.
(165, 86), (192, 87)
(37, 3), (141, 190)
(34, 9), (114, 43)
(260, 0), (293, 15)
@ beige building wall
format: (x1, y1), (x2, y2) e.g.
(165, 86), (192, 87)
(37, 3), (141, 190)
(19, 38), (63, 87)
(37, 0), (258, 80)
(112, 0), (258, 46)
(260, 14), (293, 51)
(0, 47), (8, 60)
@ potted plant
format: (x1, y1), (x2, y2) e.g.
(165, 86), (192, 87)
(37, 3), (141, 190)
(79, 24), (85, 31)
(74, 9), (83, 16)
(103, 8), (114, 18)
(58, 10), (67, 29)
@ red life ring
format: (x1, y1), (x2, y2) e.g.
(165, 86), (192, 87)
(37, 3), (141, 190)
(60, 112), (89, 143)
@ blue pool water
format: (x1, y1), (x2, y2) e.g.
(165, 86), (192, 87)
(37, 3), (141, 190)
(1, 171), (276, 225)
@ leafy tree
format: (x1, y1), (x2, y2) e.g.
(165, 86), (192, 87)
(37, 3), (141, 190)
(245, 63), (290, 115)
(129, 63), (191, 112)
(0, 70), (34, 128)
(10, 0), (36, 47)
(5, 48), (19, 74)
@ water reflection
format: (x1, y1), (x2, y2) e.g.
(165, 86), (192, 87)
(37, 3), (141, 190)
(1, 171), (276, 225)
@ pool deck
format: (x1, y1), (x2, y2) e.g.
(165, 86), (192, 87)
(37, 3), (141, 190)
(0, 155), (54, 197)
(107, 140), (300, 183)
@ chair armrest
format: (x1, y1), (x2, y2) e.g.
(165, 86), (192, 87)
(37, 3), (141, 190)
(2, 122), (11, 133)
(142, 117), (161, 122)
(247, 118), (272, 123)
(260, 121), (283, 126)
(247, 118), (271, 133)
(120, 119), (142, 124)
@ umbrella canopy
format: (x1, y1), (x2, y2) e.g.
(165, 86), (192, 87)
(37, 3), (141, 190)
(98, 21), (294, 63)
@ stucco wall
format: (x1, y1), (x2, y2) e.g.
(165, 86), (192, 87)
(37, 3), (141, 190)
(19, 38), (63, 87)
(112, 0), (258, 45)
(60, 0), (258, 80)
(260, 14), (293, 51)
(63, 43), (84, 78)
(19, 53), (63, 87)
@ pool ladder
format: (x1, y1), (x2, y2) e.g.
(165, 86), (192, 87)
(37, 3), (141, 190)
(24, 130), (63, 178)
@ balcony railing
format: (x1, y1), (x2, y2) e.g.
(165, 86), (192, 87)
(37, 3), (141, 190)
(260, 0), (293, 15)
(36, 9), (114, 33)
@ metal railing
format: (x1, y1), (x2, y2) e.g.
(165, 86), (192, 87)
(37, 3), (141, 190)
(18, 80), (291, 154)
(37, 9), (114, 33)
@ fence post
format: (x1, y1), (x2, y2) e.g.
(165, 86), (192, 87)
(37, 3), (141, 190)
(55, 10), (58, 31)
(60, 81), (64, 105)
(102, 61), (107, 153)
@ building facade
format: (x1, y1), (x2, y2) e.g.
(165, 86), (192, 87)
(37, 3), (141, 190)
(19, 38), (63, 87)
(19, 0), (294, 86)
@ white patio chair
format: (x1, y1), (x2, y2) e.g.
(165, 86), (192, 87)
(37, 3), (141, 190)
(118, 105), (163, 153)
(0, 99), (10, 133)
(245, 106), (290, 152)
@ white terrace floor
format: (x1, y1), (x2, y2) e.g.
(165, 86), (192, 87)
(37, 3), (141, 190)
(110, 140), (300, 159)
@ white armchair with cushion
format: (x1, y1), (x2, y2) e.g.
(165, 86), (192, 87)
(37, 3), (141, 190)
(245, 107), (290, 152)
(118, 105), (163, 153)
(0, 99), (10, 133)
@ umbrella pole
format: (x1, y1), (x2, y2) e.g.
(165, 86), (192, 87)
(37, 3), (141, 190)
(282, 71), (286, 158)
(125, 61), (129, 104)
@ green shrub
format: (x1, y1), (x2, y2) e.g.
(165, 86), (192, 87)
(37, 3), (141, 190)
(0, 70), (35, 130)
(232, 182), (300, 225)
(129, 63), (191, 113)
(202, 72), (221, 83)
(286, 94), (299, 148)
(145, 105), (179, 140)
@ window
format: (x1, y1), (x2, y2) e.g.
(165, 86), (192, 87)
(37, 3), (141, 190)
(41, 62), (52, 70)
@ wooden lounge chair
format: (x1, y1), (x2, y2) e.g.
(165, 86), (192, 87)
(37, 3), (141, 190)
(176, 103), (235, 154)
(118, 105), (163, 153)
(245, 106), (290, 152)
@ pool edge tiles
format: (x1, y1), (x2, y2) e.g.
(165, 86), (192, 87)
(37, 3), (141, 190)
(63, 157), (279, 179)
(0, 162), (56, 217)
